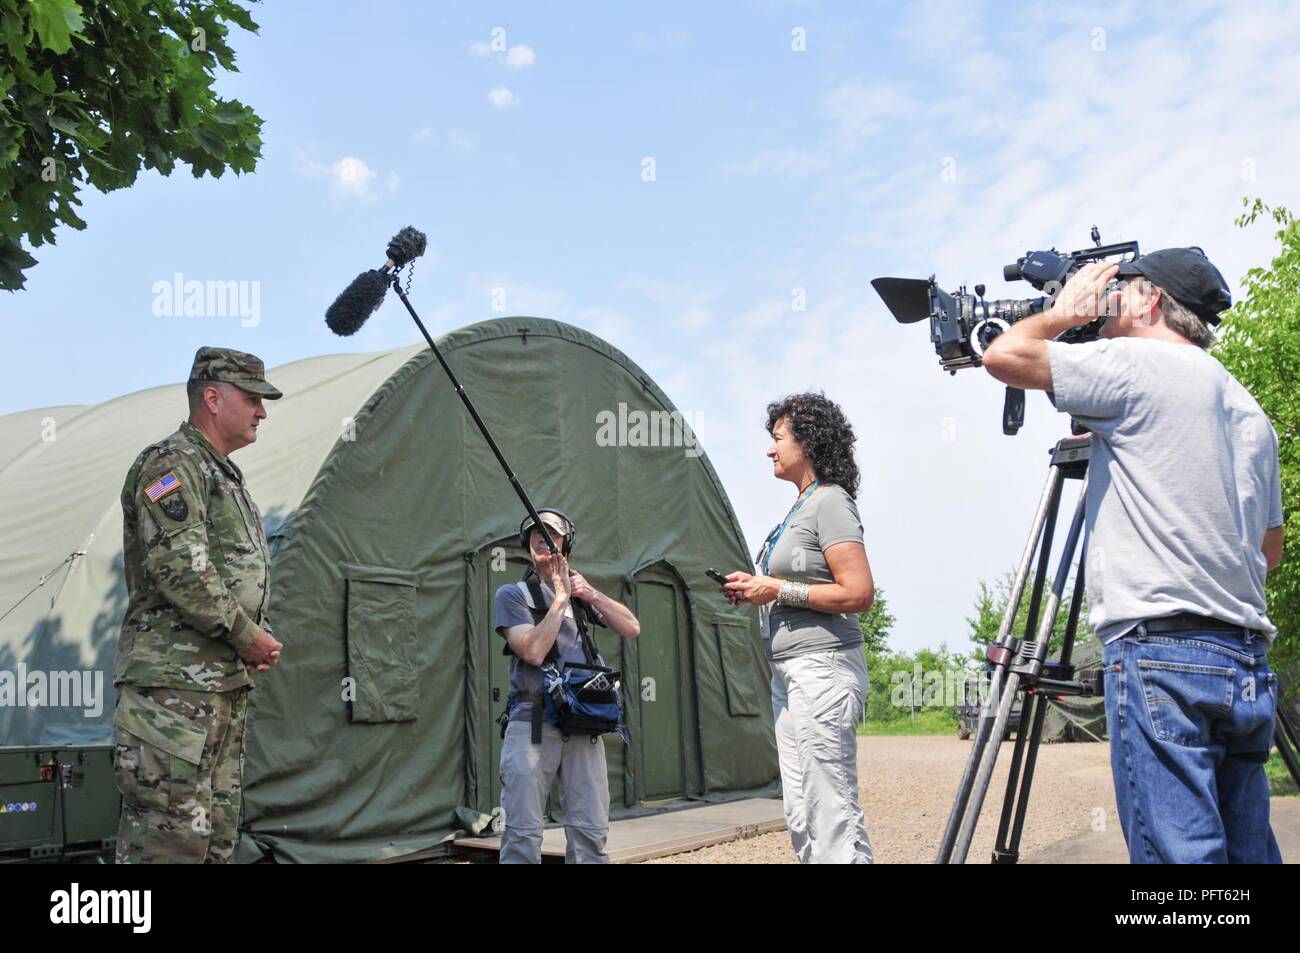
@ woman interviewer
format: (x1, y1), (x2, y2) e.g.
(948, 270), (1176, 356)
(724, 392), (875, 864)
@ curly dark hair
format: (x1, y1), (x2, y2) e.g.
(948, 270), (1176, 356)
(765, 392), (860, 498)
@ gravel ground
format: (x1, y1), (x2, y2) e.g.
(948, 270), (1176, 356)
(644, 735), (1117, 864)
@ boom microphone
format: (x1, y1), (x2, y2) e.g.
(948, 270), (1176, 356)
(325, 226), (428, 336)
(321, 226), (562, 557)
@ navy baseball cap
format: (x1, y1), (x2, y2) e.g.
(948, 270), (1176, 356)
(1115, 247), (1232, 325)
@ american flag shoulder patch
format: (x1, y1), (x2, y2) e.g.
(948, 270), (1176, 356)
(144, 471), (182, 503)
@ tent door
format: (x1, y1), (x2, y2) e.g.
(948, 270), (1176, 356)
(634, 576), (691, 801)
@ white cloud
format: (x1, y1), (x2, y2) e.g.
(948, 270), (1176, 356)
(327, 157), (375, 199)
(740, 298), (791, 331)
(725, 80), (917, 179)
(772, 0), (1300, 306)
(506, 44), (536, 69)
(620, 277), (716, 331)
(471, 38), (536, 69)
(890, 0), (983, 59)
(488, 86), (517, 110)
(413, 128), (476, 152)
(576, 306), (632, 344)
(294, 155), (395, 204)
(822, 80), (918, 150)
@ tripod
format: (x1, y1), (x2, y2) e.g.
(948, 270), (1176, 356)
(937, 433), (1300, 863)
(937, 434), (1098, 864)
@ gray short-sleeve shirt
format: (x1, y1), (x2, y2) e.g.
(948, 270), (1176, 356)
(494, 580), (589, 722)
(763, 483), (867, 660)
(1046, 336), (1282, 642)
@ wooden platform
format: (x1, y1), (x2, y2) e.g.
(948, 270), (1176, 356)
(453, 797), (786, 863)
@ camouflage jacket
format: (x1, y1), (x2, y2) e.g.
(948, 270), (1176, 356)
(115, 422), (269, 692)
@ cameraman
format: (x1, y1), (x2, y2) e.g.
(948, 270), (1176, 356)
(982, 249), (1285, 864)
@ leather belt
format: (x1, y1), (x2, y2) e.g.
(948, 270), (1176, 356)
(1143, 612), (1259, 636)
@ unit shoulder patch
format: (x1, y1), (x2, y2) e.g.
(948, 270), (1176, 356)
(159, 494), (190, 522)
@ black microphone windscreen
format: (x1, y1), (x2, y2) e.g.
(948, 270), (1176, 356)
(326, 269), (391, 336)
(386, 227), (427, 269)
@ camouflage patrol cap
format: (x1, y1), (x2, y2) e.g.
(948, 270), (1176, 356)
(189, 347), (283, 399)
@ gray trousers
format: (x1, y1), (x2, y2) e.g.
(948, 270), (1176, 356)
(499, 718), (611, 864)
(770, 646), (873, 864)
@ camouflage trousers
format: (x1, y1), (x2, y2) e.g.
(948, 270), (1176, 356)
(113, 684), (249, 864)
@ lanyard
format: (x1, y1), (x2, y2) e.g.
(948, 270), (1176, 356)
(759, 479), (820, 574)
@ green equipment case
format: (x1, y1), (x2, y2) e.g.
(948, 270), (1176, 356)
(0, 746), (118, 862)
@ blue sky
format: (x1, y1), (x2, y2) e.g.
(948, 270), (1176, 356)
(4, 0), (1300, 653)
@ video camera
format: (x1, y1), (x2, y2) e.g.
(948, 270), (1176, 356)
(871, 228), (1139, 434)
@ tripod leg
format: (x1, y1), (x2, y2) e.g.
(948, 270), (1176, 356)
(994, 691), (1050, 863)
(935, 465), (1064, 863)
(999, 561), (1089, 863)
(992, 690), (1035, 862)
(936, 664), (1004, 859)
(952, 671), (1024, 862)
(1276, 706), (1300, 791)
(989, 488), (1078, 863)
(951, 479), (1089, 863)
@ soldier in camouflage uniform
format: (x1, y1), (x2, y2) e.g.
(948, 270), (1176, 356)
(113, 347), (284, 864)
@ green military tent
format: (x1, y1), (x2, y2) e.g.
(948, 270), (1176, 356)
(0, 317), (779, 862)
(1039, 637), (1108, 743)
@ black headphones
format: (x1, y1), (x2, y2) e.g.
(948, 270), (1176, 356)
(518, 508), (577, 556)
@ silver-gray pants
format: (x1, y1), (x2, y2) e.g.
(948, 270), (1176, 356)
(499, 718), (611, 864)
(770, 646), (873, 864)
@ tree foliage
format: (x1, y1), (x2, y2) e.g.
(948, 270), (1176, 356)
(1215, 198), (1300, 686)
(965, 570), (1093, 666)
(857, 586), (895, 658)
(1, 0), (263, 290)
(856, 588), (966, 729)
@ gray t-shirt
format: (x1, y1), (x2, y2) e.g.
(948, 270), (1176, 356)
(494, 580), (590, 722)
(763, 483), (867, 660)
(1046, 337), (1283, 643)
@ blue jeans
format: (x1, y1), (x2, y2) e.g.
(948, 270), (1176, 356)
(1102, 626), (1282, 864)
